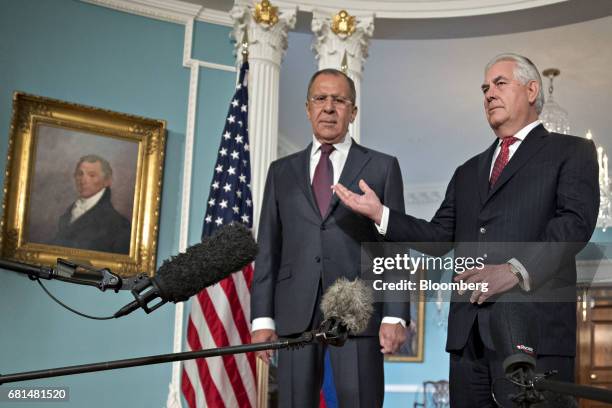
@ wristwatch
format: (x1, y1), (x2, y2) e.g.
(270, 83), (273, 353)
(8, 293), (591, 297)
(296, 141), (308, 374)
(508, 262), (523, 284)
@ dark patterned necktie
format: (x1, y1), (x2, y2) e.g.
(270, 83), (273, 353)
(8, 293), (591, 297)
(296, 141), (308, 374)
(312, 144), (335, 216)
(490, 136), (519, 187)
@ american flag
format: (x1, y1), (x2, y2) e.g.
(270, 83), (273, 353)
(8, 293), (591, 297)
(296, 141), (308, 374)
(182, 61), (256, 408)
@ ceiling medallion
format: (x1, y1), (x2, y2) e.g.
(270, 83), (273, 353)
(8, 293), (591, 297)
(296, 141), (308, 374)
(331, 10), (356, 37)
(253, 0), (279, 27)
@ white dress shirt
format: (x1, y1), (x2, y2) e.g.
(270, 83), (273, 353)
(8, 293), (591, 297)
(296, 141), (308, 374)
(70, 187), (106, 223)
(252, 136), (406, 332)
(377, 121), (542, 291)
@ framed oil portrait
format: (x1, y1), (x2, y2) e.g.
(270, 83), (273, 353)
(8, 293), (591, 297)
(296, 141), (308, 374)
(0, 92), (166, 276)
(385, 269), (426, 362)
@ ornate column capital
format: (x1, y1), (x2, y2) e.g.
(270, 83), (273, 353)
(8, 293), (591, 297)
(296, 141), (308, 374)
(230, 1), (297, 67)
(311, 9), (375, 76)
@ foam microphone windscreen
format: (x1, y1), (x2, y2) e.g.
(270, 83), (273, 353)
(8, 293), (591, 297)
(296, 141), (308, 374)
(319, 277), (373, 335)
(155, 223), (257, 302)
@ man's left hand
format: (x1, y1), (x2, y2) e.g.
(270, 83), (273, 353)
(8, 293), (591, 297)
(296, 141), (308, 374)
(379, 322), (407, 354)
(453, 264), (519, 304)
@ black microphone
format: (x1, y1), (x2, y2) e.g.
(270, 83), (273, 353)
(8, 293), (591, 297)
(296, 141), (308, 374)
(489, 301), (544, 405)
(313, 277), (373, 346)
(490, 301), (538, 378)
(114, 223), (257, 318)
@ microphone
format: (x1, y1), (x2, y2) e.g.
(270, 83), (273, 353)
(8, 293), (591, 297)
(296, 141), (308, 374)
(314, 277), (373, 346)
(489, 301), (544, 405)
(114, 223), (257, 318)
(490, 301), (538, 378)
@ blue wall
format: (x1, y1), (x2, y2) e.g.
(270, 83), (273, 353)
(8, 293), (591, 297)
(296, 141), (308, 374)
(384, 303), (450, 407)
(0, 1), (235, 407)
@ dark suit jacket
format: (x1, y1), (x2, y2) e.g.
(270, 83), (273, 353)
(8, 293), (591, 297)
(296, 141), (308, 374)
(54, 188), (131, 254)
(386, 125), (599, 356)
(252, 139), (411, 337)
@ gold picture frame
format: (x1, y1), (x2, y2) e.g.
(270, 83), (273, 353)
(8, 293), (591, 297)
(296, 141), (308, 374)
(1, 92), (166, 277)
(385, 269), (426, 363)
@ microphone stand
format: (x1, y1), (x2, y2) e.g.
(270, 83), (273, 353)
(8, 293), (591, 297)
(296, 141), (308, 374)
(0, 258), (148, 291)
(0, 335), (314, 385)
(533, 378), (612, 405)
(0, 320), (348, 385)
(505, 367), (612, 407)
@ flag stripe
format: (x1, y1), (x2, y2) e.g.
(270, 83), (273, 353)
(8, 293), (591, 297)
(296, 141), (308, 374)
(181, 368), (197, 408)
(198, 288), (251, 407)
(185, 317), (227, 407)
(204, 282), (255, 406)
(232, 266), (255, 375)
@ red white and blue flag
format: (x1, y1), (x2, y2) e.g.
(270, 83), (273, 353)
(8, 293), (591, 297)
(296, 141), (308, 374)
(182, 61), (256, 408)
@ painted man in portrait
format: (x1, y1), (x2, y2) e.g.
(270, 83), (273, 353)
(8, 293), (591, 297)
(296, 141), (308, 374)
(53, 154), (131, 254)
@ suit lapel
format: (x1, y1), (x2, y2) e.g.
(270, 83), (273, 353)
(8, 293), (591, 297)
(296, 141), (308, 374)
(478, 139), (499, 206)
(485, 124), (550, 204)
(289, 143), (320, 218)
(325, 140), (371, 221)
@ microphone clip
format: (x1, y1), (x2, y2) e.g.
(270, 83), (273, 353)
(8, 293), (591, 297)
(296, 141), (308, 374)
(314, 317), (348, 347)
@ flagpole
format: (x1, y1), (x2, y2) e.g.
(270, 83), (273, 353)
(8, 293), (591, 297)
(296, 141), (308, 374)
(240, 29), (271, 408)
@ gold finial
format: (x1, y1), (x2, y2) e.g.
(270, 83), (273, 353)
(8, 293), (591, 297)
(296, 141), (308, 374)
(253, 0), (278, 27)
(331, 10), (356, 37)
(241, 30), (249, 60)
(340, 51), (348, 74)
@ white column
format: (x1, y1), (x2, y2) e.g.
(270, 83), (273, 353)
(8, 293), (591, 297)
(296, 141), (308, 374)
(230, 2), (296, 236)
(311, 10), (374, 143)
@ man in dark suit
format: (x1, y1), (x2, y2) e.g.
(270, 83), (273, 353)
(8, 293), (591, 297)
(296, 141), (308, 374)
(335, 54), (599, 407)
(251, 69), (410, 407)
(54, 154), (131, 254)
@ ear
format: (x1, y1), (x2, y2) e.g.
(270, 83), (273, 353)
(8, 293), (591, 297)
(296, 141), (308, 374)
(305, 101), (312, 121)
(526, 80), (540, 105)
(350, 105), (358, 123)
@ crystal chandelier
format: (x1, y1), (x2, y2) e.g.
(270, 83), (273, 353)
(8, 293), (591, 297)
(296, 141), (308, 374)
(586, 130), (611, 231)
(540, 68), (570, 135)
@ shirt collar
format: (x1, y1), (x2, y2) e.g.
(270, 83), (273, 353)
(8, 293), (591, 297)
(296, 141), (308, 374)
(311, 135), (353, 158)
(75, 187), (106, 209)
(504, 120), (541, 143)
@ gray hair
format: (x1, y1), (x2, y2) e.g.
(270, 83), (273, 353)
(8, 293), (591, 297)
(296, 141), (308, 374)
(306, 68), (356, 105)
(485, 53), (545, 114)
(75, 154), (113, 180)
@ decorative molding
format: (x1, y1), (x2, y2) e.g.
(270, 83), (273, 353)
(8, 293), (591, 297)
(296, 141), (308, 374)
(311, 9), (374, 75)
(230, 2), (297, 66)
(269, 0), (569, 19)
(404, 183), (447, 205)
(577, 259), (612, 285)
(80, 0), (232, 26)
(385, 384), (426, 393)
(81, 0), (569, 26)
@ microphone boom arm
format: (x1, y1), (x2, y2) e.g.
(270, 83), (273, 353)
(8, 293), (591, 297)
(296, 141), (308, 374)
(0, 335), (315, 385)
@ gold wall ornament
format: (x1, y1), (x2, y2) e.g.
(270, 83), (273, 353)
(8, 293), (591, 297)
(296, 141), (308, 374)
(331, 10), (356, 37)
(0, 92), (166, 277)
(253, 0), (278, 27)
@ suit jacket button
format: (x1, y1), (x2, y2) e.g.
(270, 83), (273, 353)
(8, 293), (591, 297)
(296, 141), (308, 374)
(320, 225), (326, 230)
(479, 226), (486, 234)
(315, 256), (321, 263)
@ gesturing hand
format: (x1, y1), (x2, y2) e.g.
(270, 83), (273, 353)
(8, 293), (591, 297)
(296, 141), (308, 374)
(333, 180), (384, 225)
